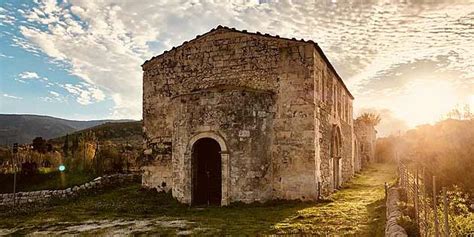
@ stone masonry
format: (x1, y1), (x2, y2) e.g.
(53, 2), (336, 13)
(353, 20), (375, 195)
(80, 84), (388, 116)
(0, 174), (138, 207)
(354, 119), (377, 170)
(142, 26), (359, 205)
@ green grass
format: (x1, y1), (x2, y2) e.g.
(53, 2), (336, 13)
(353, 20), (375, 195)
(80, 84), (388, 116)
(0, 171), (96, 194)
(0, 163), (396, 235)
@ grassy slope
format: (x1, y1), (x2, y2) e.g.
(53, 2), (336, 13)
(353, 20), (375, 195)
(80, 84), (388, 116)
(0, 114), (134, 145)
(0, 163), (396, 235)
(49, 121), (142, 145)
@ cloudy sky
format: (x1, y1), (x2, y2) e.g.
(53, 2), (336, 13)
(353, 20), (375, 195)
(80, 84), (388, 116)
(0, 0), (473, 136)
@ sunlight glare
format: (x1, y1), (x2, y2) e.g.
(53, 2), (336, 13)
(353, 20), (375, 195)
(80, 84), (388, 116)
(391, 79), (459, 127)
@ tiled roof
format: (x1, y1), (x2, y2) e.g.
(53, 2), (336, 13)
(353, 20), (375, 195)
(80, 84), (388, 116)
(143, 25), (354, 99)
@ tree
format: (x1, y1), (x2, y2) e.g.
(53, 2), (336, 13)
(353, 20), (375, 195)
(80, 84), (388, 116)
(446, 106), (462, 120)
(32, 137), (47, 153)
(463, 104), (472, 120)
(356, 113), (381, 126)
(63, 134), (69, 158)
(71, 135), (79, 157)
(445, 104), (472, 120)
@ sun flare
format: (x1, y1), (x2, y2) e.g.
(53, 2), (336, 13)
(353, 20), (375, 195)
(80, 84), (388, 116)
(383, 79), (461, 128)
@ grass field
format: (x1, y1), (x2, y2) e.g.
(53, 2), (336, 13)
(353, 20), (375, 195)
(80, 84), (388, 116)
(0, 163), (396, 236)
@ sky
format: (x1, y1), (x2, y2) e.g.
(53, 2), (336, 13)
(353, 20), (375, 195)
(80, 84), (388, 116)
(0, 0), (473, 136)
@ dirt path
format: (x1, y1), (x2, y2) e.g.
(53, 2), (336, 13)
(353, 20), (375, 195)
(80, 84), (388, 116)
(0, 163), (396, 236)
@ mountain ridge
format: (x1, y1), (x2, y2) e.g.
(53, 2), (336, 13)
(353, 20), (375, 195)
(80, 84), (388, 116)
(0, 114), (136, 145)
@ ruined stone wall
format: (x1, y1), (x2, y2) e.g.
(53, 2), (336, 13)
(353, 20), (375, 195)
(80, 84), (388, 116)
(142, 28), (319, 203)
(353, 138), (362, 173)
(0, 174), (138, 207)
(354, 121), (377, 168)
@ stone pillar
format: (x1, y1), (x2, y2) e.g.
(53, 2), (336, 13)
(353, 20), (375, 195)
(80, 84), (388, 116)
(221, 152), (230, 206)
(183, 151), (192, 205)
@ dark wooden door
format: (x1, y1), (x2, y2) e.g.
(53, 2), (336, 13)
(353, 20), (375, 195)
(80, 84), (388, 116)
(191, 138), (222, 206)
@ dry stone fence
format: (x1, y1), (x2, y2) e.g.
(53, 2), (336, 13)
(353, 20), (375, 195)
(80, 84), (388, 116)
(385, 186), (408, 237)
(0, 174), (139, 207)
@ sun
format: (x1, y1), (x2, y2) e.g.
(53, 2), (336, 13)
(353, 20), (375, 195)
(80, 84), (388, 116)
(388, 79), (459, 127)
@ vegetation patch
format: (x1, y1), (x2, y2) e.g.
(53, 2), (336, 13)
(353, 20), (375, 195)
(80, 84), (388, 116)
(0, 163), (396, 235)
(0, 171), (95, 194)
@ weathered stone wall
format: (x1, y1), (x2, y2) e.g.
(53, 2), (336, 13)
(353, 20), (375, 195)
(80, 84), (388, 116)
(385, 186), (408, 237)
(340, 122), (354, 183)
(354, 121), (377, 168)
(314, 54), (354, 196)
(142, 159), (172, 192)
(0, 174), (138, 207)
(171, 89), (275, 203)
(142, 28), (283, 203)
(142, 27), (320, 203)
(270, 41), (317, 201)
(142, 26), (355, 203)
(353, 138), (362, 173)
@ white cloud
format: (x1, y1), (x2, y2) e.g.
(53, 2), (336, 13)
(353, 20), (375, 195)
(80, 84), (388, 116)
(0, 6), (15, 26)
(40, 90), (66, 103)
(3, 93), (23, 100)
(49, 91), (60, 97)
(60, 83), (105, 105)
(13, 0), (474, 121)
(14, 79), (26, 84)
(14, 71), (49, 84)
(0, 52), (14, 58)
(18, 71), (40, 79)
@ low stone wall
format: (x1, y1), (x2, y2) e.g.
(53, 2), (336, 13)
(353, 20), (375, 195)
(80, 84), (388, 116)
(0, 174), (139, 207)
(385, 186), (408, 237)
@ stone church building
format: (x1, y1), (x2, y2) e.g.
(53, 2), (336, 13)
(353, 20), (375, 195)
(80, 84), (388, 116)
(141, 26), (368, 206)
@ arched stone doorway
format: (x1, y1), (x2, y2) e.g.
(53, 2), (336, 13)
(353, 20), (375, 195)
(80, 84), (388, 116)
(185, 132), (230, 206)
(191, 138), (222, 205)
(331, 125), (342, 190)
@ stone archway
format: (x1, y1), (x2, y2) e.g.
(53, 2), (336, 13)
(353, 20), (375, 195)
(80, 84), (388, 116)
(186, 132), (230, 206)
(331, 125), (342, 190)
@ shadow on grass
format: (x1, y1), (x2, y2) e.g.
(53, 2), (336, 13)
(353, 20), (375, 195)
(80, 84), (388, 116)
(364, 198), (387, 237)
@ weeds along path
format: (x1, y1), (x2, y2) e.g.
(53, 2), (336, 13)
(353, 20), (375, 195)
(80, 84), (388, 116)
(272, 163), (397, 235)
(0, 163), (396, 236)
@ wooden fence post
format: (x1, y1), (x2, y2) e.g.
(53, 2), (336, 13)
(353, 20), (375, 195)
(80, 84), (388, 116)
(423, 167), (428, 236)
(415, 167), (419, 227)
(443, 187), (450, 237)
(433, 176), (440, 237)
(405, 167), (410, 190)
(400, 164), (404, 187)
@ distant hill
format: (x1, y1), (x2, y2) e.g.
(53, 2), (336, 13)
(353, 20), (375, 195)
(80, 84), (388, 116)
(50, 121), (142, 145)
(0, 114), (135, 145)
